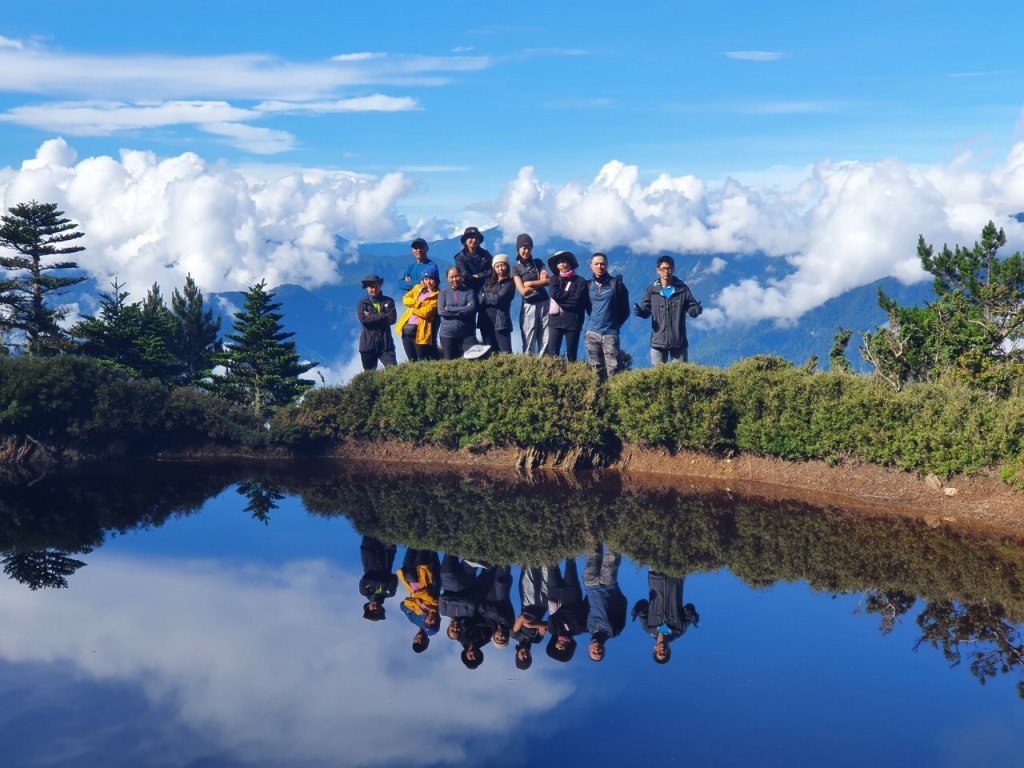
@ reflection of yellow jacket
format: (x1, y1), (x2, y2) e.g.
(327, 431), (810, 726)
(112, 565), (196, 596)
(395, 284), (439, 346)
(398, 563), (439, 615)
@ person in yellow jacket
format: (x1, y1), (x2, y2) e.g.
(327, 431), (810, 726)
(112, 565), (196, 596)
(396, 263), (441, 362)
(397, 549), (441, 653)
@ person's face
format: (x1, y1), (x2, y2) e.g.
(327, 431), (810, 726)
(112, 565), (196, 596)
(494, 262), (509, 278)
(589, 640), (605, 662)
(591, 257), (608, 277)
(465, 647), (479, 663)
(425, 610), (440, 630)
(464, 236), (480, 252)
(555, 636), (570, 651)
(657, 262), (673, 283)
(447, 619), (462, 640)
(422, 275), (439, 291)
(556, 259), (571, 273)
(412, 245), (428, 262)
(518, 244), (533, 261)
(364, 282), (382, 297)
(366, 601), (382, 616)
(516, 646), (531, 664)
(447, 269), (463, 289)
(493, 626), (508, 646)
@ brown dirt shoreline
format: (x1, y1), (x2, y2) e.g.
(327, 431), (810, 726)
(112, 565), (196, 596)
(319, 440), (1024, 537)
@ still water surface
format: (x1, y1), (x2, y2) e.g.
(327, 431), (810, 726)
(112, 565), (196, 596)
(1, 460), (1022, 768)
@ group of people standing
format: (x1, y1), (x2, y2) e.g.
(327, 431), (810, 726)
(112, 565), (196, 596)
(357, 226), (704, 378)
(359, 536), (700, 671)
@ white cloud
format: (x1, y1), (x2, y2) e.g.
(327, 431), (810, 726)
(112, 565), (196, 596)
(0, 553), (574, 767)
(490, 146), (1024, 325)
(0, 39), (492, 100)
(256, 95), (420, 114)
(0, 138), (414, 293)
(0, 100), (258, 134)
(200, 121), (297, 154)
(724, 51), (786, 62)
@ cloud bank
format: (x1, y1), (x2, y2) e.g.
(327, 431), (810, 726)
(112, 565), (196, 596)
(4, 137), (1024, 328)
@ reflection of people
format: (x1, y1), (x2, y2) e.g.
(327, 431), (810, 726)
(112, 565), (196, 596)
(477, 255), (515, 354)
(633, 255), (702, 365)
(439, 554), (490, 668)
(397, 549), (441, 653)
(359, 536), (398, 622)
(584, 253), (630, 381)
(631, 571), (699, 664)
(510, 233), (549, 355)
(478, 565), (515, 649)
(545, 251), (589, 362)
(357, 274), (398, 370)
(512, 566), (551, 670)
(546, 558), (589, 663)
(396, 264), (441, 362)
(584, 545), (626, 661)
(438, 267), (478, 360)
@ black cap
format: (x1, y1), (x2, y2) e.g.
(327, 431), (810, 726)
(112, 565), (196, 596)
(411, 238), (429, 251)
(460, 226), (484, 244)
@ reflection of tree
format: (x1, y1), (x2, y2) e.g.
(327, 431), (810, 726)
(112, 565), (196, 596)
(237, 480), (285, 525)
(915, 600), (1024, 698)
(858, 590), (916, 636)
(2, 549), (89, 589)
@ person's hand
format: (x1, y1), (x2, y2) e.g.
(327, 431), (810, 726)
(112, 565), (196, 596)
(688, 301), (703, 318)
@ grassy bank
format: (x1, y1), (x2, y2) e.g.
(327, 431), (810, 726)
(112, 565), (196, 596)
(2, 354), (1023, 483)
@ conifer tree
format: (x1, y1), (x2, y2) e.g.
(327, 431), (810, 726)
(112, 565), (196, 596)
(0, 201), (86, 355)
(210, 280), (315, 417)
(170, 273), (221, 385)
(72, 278), (177, 382)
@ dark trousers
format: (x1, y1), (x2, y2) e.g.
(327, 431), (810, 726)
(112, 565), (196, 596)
(401, 326), (438, 362)
(481, 330), (513, 354)
(361, 347), (397, 370)
(545, 327), (581, 361)
(440, 334), (475, 360)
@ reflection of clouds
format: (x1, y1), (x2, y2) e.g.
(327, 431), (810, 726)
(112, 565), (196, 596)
(0, 556), (573, 766)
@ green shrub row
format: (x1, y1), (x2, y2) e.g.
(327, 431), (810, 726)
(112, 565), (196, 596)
(3, 354), (1023, 479)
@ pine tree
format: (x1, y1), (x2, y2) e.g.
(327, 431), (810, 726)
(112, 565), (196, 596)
(210, 280), (315, 417)
(0, 201), (86, 355)
(170, 273), (221, 385)
(72, 279), (177, 382)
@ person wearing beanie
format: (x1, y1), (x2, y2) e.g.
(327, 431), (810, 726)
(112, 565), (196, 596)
(357, 274), (397, 370)
(544, 251), (589, 362)
(395, 262), (441, 362)
(400, 237), (435, 288)
(510, 233), (550, 355)
(633, 254), (703, 364)
(477, 253), (515, 354)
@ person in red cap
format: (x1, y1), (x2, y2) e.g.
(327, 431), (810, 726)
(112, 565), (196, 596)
(357, 274), (397, 370)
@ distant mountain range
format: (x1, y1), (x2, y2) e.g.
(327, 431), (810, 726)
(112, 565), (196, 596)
(66, 226), (933, 381)
(212, 227), (931, 378)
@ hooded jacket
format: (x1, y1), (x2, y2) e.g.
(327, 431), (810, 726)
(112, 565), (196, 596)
(357, 294), (397, 353)
(396, 283), (439, 345)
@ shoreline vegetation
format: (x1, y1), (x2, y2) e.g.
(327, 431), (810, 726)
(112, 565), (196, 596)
(1, 354), (1021, 523)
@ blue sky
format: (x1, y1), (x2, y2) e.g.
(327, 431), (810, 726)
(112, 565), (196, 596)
(1, 1), (1023, 328)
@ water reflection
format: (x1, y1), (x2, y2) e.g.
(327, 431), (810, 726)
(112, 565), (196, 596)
(1, 460), (1023, 765)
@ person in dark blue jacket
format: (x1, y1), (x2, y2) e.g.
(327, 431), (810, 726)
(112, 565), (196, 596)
(584, 544), (627, 661)
(438, 266), (478, 359)
(634, 255), (702, 364)
(477, 254), (515, 354)
(359, 536), (398, 622)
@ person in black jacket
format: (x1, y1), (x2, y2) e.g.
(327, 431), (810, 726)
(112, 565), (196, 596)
(633, 255), (702, 364)
(631, 570), (699, 664)
(454, 226), (494, 294)
(545, 251), (590, 362)
(477, 254), (515, 354)
(546, 558), (589, 663)
(359, 536), (398, 622)
(357, 274), (397, 370)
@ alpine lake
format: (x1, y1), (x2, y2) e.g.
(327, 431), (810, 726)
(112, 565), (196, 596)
(1, 458), (1022, 768)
